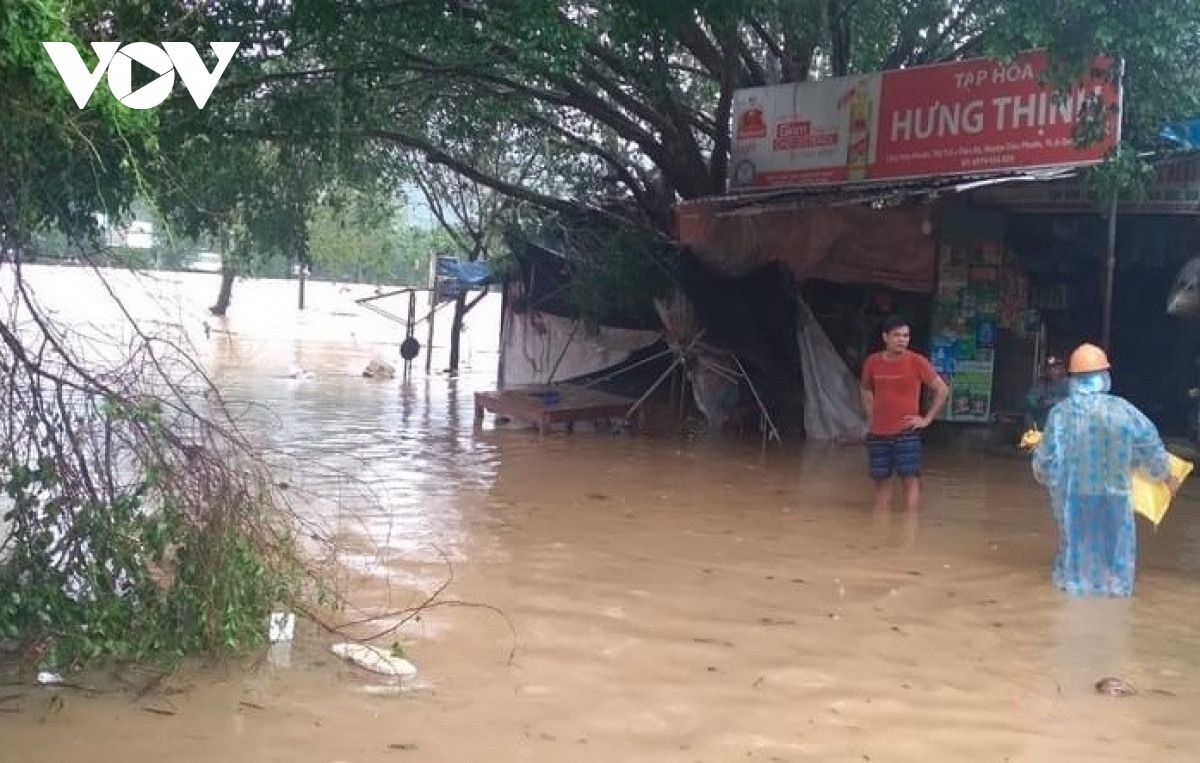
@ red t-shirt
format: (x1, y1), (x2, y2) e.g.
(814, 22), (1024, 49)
(860, 350), (941, 436)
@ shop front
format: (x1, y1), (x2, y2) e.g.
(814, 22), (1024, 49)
(973, 155), (1200, 437)
(674, 48), (1124, 441)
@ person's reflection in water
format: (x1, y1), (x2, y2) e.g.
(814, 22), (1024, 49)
(1050, 596), (1133, 690)
(1016, 596), (1139, 761)
(899, 504), (919, 548)
(872, 502), (920, 550)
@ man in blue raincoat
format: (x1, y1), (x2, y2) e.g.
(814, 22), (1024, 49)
(1032, 343), (1178, 597)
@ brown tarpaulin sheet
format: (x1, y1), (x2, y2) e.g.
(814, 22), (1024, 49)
(675, 201), (936, 293)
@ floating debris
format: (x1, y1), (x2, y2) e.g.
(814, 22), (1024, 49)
(331, 643), (417, 678)
(1095, 677), (1138, 697)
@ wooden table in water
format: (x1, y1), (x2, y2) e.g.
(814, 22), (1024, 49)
(474, 384), (638, 435)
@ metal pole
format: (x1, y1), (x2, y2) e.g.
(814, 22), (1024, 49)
(736, 356), (781, 445)
(677, 363), (687, 424)
(1102, 56), (1126, 352)
(579, 345), (677, 389)
(404, 290), (417, 379)
(1102, 193), (1118, 349)
(624, 355), (683, 424)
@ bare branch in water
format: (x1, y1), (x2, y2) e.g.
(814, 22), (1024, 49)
(0, 250), (334, 665)
(0, 250), (514, 671)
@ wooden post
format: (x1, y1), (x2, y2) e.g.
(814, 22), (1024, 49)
(425, 254), (437, 374)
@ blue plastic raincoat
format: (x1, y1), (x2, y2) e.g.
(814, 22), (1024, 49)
(1032, 371), (1170, 597)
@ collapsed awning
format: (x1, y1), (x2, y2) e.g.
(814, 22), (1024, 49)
(671, 171), (1081, 294)
(672, 157), (1200, 294)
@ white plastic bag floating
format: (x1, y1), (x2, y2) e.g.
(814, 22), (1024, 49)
(268, 612), (295, 643)
(331, 643), (417, 678)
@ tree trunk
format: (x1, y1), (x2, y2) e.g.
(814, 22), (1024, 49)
(447, 290), (489, 374)
(210, 267), (235, 316)
(448, 291), (467, 373)
(209, 228), (234, 316)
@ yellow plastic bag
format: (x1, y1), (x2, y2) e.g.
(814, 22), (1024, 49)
(1130, 454), (1193, 528)
(1019, 428), (1043, 450)
(1019, 428), (1192, 527)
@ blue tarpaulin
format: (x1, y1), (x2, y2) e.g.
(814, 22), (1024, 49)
(1160, 118), (1200, 150)
(436, 255), (492, 286)
(434, 255), (493, 303)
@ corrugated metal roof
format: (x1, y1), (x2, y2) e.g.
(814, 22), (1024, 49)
(676, 167), (1083, 217)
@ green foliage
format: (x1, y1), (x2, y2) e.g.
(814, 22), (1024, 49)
(260, 0), (1200, 229)
(987, 0), (1200, 197)
(157, 518), (294, 656)
(1, 0), (155, 236)
(538, 218), (674, 326)
(486, 250), (521, 283)
(12, 0), (1200, 246)
(1086, 147), (1158, 205)
(991, 0), (1200, 150)
(1, 1), (325, 672)
(0, 402), (305, 669)
(307, 192), (454, 286)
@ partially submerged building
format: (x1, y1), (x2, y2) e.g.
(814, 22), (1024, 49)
(493, 50), (1200, 441)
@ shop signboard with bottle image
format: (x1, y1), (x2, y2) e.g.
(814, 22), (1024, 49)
(732, 76), (882, 187)
(729, 50), (1121, 191)
(845, 81), (873, 182)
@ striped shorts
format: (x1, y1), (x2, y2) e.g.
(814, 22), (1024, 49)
(866, 431), (923, 480)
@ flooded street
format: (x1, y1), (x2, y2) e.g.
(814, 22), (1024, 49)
(4, 266), (1200, 762)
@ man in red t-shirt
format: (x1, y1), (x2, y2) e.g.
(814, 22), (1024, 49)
(860, 315), (950, 512)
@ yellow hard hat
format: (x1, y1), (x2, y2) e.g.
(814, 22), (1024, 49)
(1069, 343), (1110, 374)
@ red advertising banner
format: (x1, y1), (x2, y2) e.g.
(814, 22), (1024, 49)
(729, 51), (1121, 190)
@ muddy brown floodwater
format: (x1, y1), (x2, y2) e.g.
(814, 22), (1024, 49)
(3, 267), (1200, 762)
